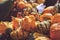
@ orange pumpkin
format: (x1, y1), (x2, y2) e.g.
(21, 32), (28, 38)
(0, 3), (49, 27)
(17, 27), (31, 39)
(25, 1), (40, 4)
(0, 22), (7, 33)
(25, 3), (32, 9)
(43, 6), (56, 15)
(51, 13), (60, 24)
(31, 12), (40, 21)
(21, 15), (36, 32)
(12, 16), (22, 30)
(39, 13), (52, 22)
(32, 3), (39, 7)
(17, 1), (26, 9)
(50, 23), (60, 40)
(23, 9), (30, 16)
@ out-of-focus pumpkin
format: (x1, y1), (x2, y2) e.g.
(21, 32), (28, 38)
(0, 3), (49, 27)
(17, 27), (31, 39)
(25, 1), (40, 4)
(17, 1), (26, 9)
(25, 3), (33, 9)
(51, 13), (60, 24)
(0, 22), (7, 33)
(3, 22), (13, 30)
(10, 31), (18, 40)
(10, 27), (29, 40)
(39, 13), (52, 22)
(12, 16), (22, 30)
(21, 15), (36, 32)
(32, 3), (39, 7)
(31, 13), (40, 21)
(23, 9), (30, 16)
(43, 6), (57, 15)
(50, 23), (60, 40)
(0, 22), (13, 34)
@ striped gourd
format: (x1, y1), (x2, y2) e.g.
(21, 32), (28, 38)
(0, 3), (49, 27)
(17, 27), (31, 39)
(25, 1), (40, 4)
(36, 20), (51, 34)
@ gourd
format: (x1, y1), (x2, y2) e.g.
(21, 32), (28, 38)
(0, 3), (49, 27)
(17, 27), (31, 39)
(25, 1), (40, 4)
(36, 20), (51, 35)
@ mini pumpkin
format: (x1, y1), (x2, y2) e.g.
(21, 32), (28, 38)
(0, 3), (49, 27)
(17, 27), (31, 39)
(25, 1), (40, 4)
(11, 16), (22, 30)
(21, 15), (36, 32)
(25, 3), (33, 9)
(3, 22), (13, 30)
(17, 1), (26, 9)
(51, 13), (60, 24)
(0, 22), (13, 34)
(50, 23), (60, 40)
(39, 13), (52, 22)
(10, 27), (29, 40)
(31, 12), (40, 21)
(0, 22), (7, 33)
(23, 9), (30, 16)
(43, 6), (57, 15)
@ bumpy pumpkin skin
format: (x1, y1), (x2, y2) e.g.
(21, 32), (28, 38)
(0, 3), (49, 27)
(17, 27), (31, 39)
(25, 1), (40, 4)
(39, 13), (52, 22)
(50, 23), (60, 40)
(51, 13), (60, 24)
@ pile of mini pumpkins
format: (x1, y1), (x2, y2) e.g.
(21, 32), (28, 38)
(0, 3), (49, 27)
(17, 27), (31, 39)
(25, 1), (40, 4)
(0, 0), (60, 40)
